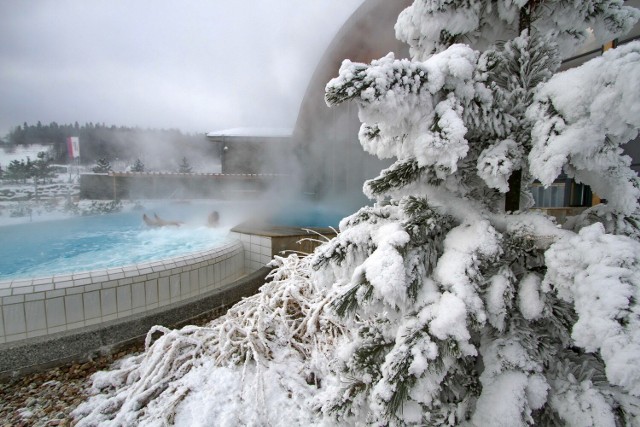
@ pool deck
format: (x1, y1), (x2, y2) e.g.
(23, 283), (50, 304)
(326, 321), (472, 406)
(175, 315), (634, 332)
(231, 221), (336, 266)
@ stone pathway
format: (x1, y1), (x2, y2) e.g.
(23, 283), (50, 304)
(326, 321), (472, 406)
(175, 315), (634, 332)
(0, 344), (143, 427)
(0, 300), (230, 426)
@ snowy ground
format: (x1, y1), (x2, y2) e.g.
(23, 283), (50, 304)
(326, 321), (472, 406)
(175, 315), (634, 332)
(0, 144), (52, 168)
(0, 176), (99, 227)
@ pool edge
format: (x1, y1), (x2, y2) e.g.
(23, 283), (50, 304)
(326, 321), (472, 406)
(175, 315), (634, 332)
(0, 266), (271, 379)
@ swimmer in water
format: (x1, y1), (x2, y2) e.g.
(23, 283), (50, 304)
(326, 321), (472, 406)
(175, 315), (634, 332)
(143, 213), (182, 227)
(207, 210), (220, 227)
(143, 213), (159, 227)
(154, 213), (182, 227)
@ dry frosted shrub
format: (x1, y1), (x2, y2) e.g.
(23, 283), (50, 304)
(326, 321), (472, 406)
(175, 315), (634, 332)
(73, 252), (344, 425)
(209, 252), (345, 365)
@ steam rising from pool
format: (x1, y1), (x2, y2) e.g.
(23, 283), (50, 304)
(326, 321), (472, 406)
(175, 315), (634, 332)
(0, 212), (231, 280)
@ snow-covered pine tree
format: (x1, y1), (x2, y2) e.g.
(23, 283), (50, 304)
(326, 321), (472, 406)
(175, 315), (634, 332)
(313, 1), (640, 425)
(131, 158), (145, 172)
(92, 158), (112, 173)
(178, 156), (193, 173)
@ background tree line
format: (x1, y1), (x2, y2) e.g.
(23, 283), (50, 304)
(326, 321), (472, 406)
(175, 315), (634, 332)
(2, 121), (215, 168)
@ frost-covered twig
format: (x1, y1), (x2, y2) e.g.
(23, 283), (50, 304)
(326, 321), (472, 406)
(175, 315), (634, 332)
(73, 253), (344, 426)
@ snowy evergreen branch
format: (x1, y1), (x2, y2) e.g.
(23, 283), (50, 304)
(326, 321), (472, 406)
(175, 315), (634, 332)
(396, 0), (639, 61)
(529, 41), (640, 215)
(332, 280), (374, 318)
(364, 158), (443, 199)
(564, 204), (640, 240)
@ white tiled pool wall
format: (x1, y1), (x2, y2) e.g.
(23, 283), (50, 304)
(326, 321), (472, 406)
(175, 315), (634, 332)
(229, 231), (272, 272)
(0, 239), (246, 344)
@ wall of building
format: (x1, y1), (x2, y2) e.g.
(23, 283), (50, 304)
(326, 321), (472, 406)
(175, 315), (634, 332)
(292, 0), (412, 206)
(80, 172), (285, 200)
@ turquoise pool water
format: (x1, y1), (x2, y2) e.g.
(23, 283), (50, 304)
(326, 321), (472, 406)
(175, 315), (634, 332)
(0, 198), (350, 281)
(0, 210), (229, 280)
(270, 203), (346, 228)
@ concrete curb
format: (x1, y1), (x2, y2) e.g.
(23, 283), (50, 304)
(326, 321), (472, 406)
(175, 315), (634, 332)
(0, 267), (271, 379)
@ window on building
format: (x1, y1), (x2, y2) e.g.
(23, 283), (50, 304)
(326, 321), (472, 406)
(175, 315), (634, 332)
(531, 182), (566, 207)
(529, 176), (593, 208)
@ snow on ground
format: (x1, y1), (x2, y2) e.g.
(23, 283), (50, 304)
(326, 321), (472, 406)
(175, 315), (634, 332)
(0, 144), (52, 169)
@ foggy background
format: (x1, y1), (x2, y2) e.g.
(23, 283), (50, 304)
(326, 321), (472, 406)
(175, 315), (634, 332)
(0, 0), (398, 227)
(0, 0), (365, 138)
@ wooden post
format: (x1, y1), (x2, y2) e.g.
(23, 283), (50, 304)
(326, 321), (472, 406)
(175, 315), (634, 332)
(505, 170), (522, 212)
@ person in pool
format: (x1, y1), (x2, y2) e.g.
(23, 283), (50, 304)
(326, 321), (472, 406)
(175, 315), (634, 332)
(154, 213), (182, 227)
(142, 213), (159, 227)
(143, 213), (182, 227)
(208, 211), (220, 227)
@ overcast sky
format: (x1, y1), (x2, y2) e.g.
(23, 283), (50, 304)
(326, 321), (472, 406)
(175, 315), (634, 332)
(0, 0), (365, 137)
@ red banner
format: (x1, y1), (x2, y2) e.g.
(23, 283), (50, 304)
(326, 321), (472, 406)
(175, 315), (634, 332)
(67, 136), (80, 159)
